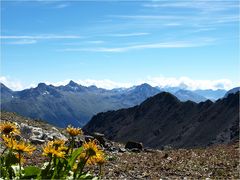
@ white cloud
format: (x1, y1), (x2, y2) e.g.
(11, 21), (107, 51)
(54, 4), (69, 9)
(44, 79), (132, 90)
(4, 39), (37, 45)
(86, 40), (105, 44)
(0, 35), (82, 39)
(142, 1), (238, 12)
(61, 39), (215, 52)
(76, 79), (132, 90)
(143, 76), (233, 90)
(45, 77), (235, 90)
(0, 76), (24, 91)
(108, 32), (150, 37)
(1, 76), (235, 91)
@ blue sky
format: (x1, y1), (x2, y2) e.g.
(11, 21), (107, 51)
(1, 0), (239, 90)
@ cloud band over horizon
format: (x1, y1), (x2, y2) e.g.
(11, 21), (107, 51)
(0, 76), (236, 91)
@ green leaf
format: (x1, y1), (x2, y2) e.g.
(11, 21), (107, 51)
(79, 172), (96, 179)
(68, 147), (83, 168)
(0, 166), (8, 179)
(5, 152), (18, 167)
(22, 166), (41, 179)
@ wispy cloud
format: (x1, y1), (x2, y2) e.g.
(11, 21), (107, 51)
(86, 40), (105, 44)
(108, 32), (150, 37)
(4, 39), (37, 45)
(111, 15), (184, 20)
(60, 38), (215, 53)
(53, 3), (69, 9)
(142, 1), (239, 12)
(1, 35), (82, 39)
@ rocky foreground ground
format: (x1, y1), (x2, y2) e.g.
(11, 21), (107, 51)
(1, 112), (239, 179)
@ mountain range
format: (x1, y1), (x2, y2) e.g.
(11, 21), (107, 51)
(84, 90), (239, 149)
(0, 81), (231, 127)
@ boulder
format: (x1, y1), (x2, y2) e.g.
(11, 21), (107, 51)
(30, 137), (45, 145)
(92, 132), (106, 147)
(130, 148), (141, 153)
(20, 124), (32, 139)
(118, 147), (126, 153)
(125, 141), (143, 151)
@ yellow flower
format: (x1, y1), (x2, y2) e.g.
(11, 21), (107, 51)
(72, 163), (78, 172)
(42, 140), (66, 158)
(83, 140), (99, 157)
(0, 121), (20, 135)
(88, 150), (106, 165)
(12, 140), (36, 155)
(15, 153), (26, 164)
(52, 139), (65, 146)
(66, 125), (83, 137)
(79, 140), (106, 165)
(96, 153), (106, 165)
(2, 135), (16, 148)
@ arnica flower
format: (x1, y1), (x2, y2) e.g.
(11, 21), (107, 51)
(12, 140), (36, 155)
(2, 135), (16, 148)
(83, 140), (99, 157)
(0, 121), (20, 135)
(52, 139), (67, 150)
(80, 140), (106, 165)
(15, 153), (26, 164)
(95, 154), (106, 166)
(85, 150), (106, 166)
(42, 140), (66, 158)
(66, 125), (83, 137)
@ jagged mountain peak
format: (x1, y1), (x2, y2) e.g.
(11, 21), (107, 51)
(135, 83), (153, 89)
(67, 80), (80, 87)
(1, 83), (13, 92)
(36, 83), (48, 89)
(143, 91), (180, 105)
(84, 92), (239, 149)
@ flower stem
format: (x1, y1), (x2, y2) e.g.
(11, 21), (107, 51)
(18, 152), (22, 179)
(99, 164), (102, 178)
(70, 136), (74, 154)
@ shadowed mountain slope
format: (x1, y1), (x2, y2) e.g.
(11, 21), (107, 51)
(84, 92), (239, 149)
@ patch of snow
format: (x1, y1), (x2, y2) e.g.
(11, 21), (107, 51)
(42, 91), (50, 95)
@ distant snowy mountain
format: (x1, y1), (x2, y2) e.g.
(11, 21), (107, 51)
(1, 81), (233, 127)
(174, 89), (207, 103)
(193, 89), (226, 100)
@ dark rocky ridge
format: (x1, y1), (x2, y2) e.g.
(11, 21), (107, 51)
(84, 92), (239, 149)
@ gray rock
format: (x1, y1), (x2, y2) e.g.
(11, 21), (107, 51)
(125, 141), (143, 151)
(30, 138), (45, 144)
(20, 124), (32, 139)
(130, 148), (141, 153)
(118, 147), (126, 153)
(93, 132), (106, 146)
(108, 146), (117, 152)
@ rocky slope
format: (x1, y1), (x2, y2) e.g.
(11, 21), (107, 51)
(1, 111), (238, 179)
(84, 92), (239, 149)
